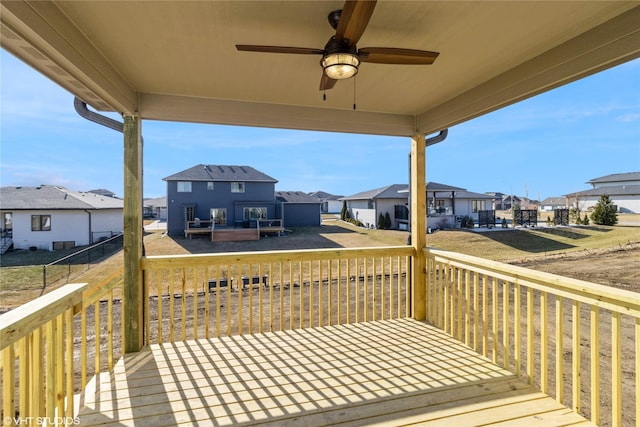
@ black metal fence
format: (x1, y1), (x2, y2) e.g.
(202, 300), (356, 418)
(43, 233), (123, 288)
(478, 210), (496, 228)
(554, 208), (570, 225)
(513, 209), (538, 227)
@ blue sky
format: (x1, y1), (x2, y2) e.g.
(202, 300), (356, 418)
(1, 49), (638, 200)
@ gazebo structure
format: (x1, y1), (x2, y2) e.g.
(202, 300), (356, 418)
(1, 2), (639, 425)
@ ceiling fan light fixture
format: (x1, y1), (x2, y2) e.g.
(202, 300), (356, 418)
(321, 52), (360, 79)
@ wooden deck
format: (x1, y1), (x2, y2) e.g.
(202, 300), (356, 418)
(77, 318), (594, 426)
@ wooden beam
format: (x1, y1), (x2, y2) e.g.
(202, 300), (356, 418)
(410, 134), (427, 320)
(139, 93), (417, 137)
(123, 115), (143, 353)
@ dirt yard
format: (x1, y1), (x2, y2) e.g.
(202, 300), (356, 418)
(2, 220), (638, 425)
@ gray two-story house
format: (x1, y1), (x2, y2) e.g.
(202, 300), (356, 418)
(163, 164), (279, 236)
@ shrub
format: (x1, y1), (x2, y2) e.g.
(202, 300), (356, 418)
(501, 218), (507, 228)
(590, 195), (617, 225)
(378, 213), (385, 229)
(384, 212), (392, 229)
(466, 217), (474, 228)
(340, 200), (349, 221)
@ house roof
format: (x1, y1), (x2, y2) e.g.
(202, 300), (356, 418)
(308, 191), (343, 201)
(163, 164), (277, 183)
(0, 185), (124, 210)
(275, 191), (321, 204)
(541, 197), (568, 205)
(426, 182), (466, 192)
(450, 190), (495, 200)
(587, 172), (640, 184)
(565, 185), (640, 198)
(342, 184), (408, 201)
(144, 197), (167, 208)
(2, 2), (637, 137)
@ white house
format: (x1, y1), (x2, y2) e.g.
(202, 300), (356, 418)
(539, 197), (568, 212)
(341, 184), (408, 229)
(0, 185), (123, 251)
(308, 191), (344, 214)
(564, 172), (640, 213)
(425, 182), (495, 229)
(342, 182), (496, 230)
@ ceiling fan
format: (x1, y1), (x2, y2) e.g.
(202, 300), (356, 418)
(236, 0), (439, 91)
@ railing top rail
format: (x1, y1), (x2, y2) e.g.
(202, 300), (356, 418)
(142, 245), (414, 267)
(0, 282), (87, 350)
(425, 247), (640, 317)
(44, 232), (123, 266)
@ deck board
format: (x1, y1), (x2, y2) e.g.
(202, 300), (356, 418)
(78, 319), (594, 426)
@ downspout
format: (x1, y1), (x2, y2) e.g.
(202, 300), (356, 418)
(425, 129), (448, 147)
(74, 97), (123, 133)
(84, 209), (92, 245)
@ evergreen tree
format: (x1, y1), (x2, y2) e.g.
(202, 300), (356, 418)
(378, 213), (385, 229)
(384, 212), (392, 229)
(340, 200), (349, 221)
(590, 195), (618, 225)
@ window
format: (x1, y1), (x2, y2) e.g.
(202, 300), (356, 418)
(243, 207), (267, 221)
(472, 200), (486, 213)
(177, 181), (192, 192)
(31, 215), (51, 231)
(210, 208), (227, 225)
(231, 182), (245, 193)
(394, 205), (409, 220)
(207, 182), (214, 190)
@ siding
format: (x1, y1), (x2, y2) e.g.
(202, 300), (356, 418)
(166, 180), (276, 236)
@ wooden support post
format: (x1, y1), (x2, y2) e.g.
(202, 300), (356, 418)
(123, 114), (143, 353)
(410, 133), (427, 320)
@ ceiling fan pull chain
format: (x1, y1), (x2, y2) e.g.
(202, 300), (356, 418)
(353, 76), (357, 110)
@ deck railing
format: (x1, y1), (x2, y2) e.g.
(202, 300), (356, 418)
(0, 269), (123, 425)
(140, 246), (413, 342)
(2, 245), (637, 426)
(425, 247), (639, 427)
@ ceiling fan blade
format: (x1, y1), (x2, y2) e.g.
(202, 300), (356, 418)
(236, 45), (324, 55)
(319, 73), (338, 91)
(335, 0), (377, 46)
(358, 47), (440, 64)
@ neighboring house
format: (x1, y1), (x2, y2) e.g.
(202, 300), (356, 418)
(564, 171), (640, 213)
(539, 197), (568, 211)
(343, 182), (497, 230)
(501, 195), (522, 210)
(163, 164), (279, 236)
(485, 192), (506, 210)
(341, 184), (409, 230)
(144, 197), (167, 220)
(308, 191), (344, 214)
(275, 191), (322, 227)
(0, 185), (123, 251)
(426, 182), (495, 229)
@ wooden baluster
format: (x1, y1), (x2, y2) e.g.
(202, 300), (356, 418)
(556, 296), (564, 403)
(572, 300), (580, 413)
(590, 306), (600, 425)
